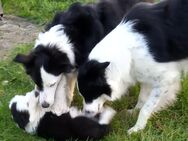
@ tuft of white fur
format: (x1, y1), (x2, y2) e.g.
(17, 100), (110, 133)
(39, 66), (62, 108)
(69, 107), (83, 118)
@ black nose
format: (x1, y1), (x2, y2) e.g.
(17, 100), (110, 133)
(42, 102), (50, 108)
(85, 110), (91, 114)
(84, 110), (95, 116)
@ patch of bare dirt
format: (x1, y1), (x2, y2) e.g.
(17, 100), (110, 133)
(0, 15), (41, 60)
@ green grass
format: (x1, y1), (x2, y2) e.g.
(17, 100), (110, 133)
(0, 45), (188, 141)
(2, 0), (94, 24)
(0, 0), (188, 141)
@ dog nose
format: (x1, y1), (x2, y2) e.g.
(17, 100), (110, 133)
(85, 110), (91, 114)
(84, 110), (96, 116)
(42, 102), (50, 108)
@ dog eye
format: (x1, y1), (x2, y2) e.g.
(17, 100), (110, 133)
(49, 83), (56, 87)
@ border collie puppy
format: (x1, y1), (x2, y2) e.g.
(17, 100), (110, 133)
(9, 90), (116, 141)
(77, 0), (188, 134)
(13, 0), (153, 115)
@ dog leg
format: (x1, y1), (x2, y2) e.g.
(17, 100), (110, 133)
(135, 83), (152, 109)
(51, 72), (77, 116)
(66, 72), (77, 104)
(128, 83), (151, 114)
(51, 76), (70, 115)
(128, 80), (180, 134)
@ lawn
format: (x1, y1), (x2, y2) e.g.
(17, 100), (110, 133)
(0, 0), (188, 141)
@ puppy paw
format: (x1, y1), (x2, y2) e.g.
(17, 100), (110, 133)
(127, 109), (135, 114)
(52, 105), (70, 116)
(69, 107), (82, 118)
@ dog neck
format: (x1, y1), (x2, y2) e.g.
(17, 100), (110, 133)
(89, 21), (148, 100)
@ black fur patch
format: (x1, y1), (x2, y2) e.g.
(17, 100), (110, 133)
(124, 0), (188, 62)
(37, 112), (109, 141)
(10, 103), (29, 130)
(78, 60), (111, 103)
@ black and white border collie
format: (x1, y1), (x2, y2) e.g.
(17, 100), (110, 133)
(9, 90), (116, 141)
(77, 0), (188, 134)
(13, 0), (153, 115)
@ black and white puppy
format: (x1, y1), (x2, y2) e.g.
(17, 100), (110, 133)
(13, 0), (153, 115)
(77, 0), (188, 134)
(9, 90), (116, 141)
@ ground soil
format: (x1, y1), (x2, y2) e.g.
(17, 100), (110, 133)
(0, 15), (40, 60)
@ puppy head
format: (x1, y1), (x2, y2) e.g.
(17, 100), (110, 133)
(9, 90), (40, 132)
(78, 60), (111, 116)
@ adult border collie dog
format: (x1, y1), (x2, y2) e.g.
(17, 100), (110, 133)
(13, 0), (153, 115)
(77, 0), (188, 134)
(9, 90), (116, 141)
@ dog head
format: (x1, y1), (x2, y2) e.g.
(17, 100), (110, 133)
(14, 3), (104, 109)
(9, 90), (42, 134)
(78, 60), (113, 116)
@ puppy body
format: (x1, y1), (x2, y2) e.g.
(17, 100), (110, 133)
(9, 91), (116, 141)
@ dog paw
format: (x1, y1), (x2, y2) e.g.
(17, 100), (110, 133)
(127, 108), (138, 115)
(127, 109), (134, 114)
(52, 106), (69, 116)
(127, 125), (144, 135)
(69, 107), (82, 118)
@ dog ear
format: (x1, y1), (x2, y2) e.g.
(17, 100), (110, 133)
(14, 54), (33, 65)
(60, 62), (75, 73)
(98, 62), (110, 70)
(14, 53), (35, 74)
(85, 61), (110, 78)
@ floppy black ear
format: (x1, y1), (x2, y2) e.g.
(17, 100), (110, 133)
(98, 62), (110, 70)
(85, 61), (110, 78)
(60, 63), (75, 73)
(14, 54), (32, 65)
(14, 53), (35, 75)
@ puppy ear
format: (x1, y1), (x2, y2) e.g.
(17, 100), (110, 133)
(14, 53), (35, 75)
(14, 54), (32, 65)
(60, 63), (75, 73)
(84, 61), (110, 78)
(99, 62), (110, 70)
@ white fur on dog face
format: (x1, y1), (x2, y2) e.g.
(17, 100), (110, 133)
(40, 67), (62, 107)
(83, 94), (110, 116)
